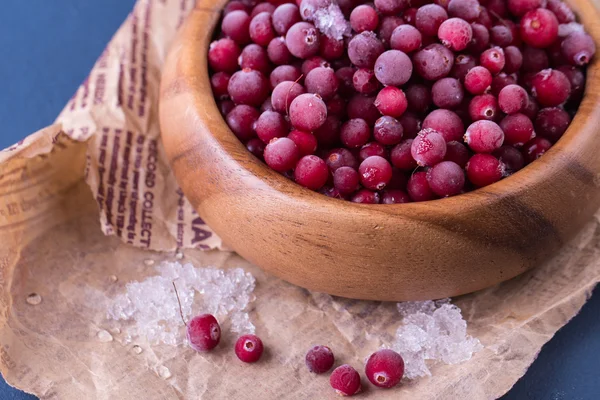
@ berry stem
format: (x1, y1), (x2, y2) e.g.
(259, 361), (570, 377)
(172, 281), (188, 327)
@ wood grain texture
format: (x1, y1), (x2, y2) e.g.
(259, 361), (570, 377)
(159, 0), (600, 301)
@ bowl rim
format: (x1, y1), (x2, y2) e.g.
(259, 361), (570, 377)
(178, 0), (600, 214)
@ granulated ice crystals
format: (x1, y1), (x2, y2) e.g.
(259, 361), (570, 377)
(108, 261), (256, 346)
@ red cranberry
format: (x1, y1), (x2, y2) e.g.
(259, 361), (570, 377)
(411, 129), (447, 166)
(246, 138), (266, 159)
(347, 94), (380, 125)
(305, 67), (339, 100)
(480, 47), (505, 75)
(391, 139), (418, 170)
(286, 22), (320, 59)
(365, 349), (405, 388)
(444, 140), (470, 167)
(503, 46), (523, 74)
(561, 31), (596, 66)
(235, 334), (264, 363)
(288, 130), (318, 155)
(390, 24), (422, 53)
(228, 68), (269, 106)
(295, 155), (328, 190)
(557, 66), (585, 102)
(416, 4), (449, 37)
(211, 71), (231, 99)
(250, 3), (275, 19)
(224, 0), (248, 15)
(469, 23), (490, 53)
(466, 153), (505, 187)
(507, 0), (545, 17)
(376, 0), (409, 15)
(520, 8), (559, 49)
(407, 171), (435, 201)
(535, 107), (571, 143)
(432, 77), (464, 109)
(240, 43), (271, 73)
(249, 12), (276, 46)
(427, 160), (465, 196)
(187, 314), (221, 352)
(438, 17), (473, 51)
(341, 118), (371, 148)
(374, 116), (404, 146)
(302, 56), (330, 75)
(327, 148), (359, 171)
(330, 365), (362, 396)
(493, 145), (525, 173)
(353, 68), (380, 95)
(379, 16), (406, 45)
(209, 38), (242, 73)
(468, 94), (499, 121)
(464, 120), (504, 153)
(305, 345), (335, 374)
(348, 31), (385, 69)
(272, 3), (301, 35)
(500, 113), (536, 146)
(451, 54), (477, 82)
(320, 35), (345, 60)
(226, 105), (260, 141)
(522, 45), (549, 72)
(334, 166), (360, 194)
(464, 66), (492, 95)
(266, 37), (292, 65)
(375, 86), (408, 117)
(335, 66), (357, 97)
(350, 5), (380, 33)
(491, 72), (517, 95)
(359, 156), (393, 190)
(374, 50), (413, 86)
(490, 24), (513, 47)
(222, 10), (252, 44)
(289, 93), (327, 131)
(271, 81), (305, 113)
(447, 0), (481, 21)
(422, 109), (464, 142)
(498, 84), (528, 114)
(255, 110), (289, 143)
(264, 137), (300, 172)
(404, 7), (418, 25)
(413, 43), (455, 80)
(270, 65), (302, 88)
(522, 137), (552, 163)
(531, 69), (571, 107)
(351, 189), (381, 203)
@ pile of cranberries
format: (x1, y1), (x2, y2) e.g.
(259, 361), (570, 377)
(208, 0), (595, 203)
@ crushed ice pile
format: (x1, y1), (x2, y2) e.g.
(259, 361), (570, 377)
(300, 0), (351, 40)
(390, 299), (483, 379)
(108, 261), (256, 346)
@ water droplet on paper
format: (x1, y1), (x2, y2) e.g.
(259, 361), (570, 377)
(158, 365), (172, 379)
(109, 275), (118, 282)
(144, 259), (155, 266)
(26, 293), (42, 305)
(175, 252), (184, 260)
(132, 345), (143, 354)
(97, 330), (113, 342)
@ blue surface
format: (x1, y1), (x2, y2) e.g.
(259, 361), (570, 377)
(0, 1), (598, 399)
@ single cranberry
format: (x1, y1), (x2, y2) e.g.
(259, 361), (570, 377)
(351, 189), (381, 203)
(187, 314), (221, 352)
(522, 137), (553, 163)
(272, 3), (301, 35)
(451, 54), (477, 82)
(365, 349), (405, 388)
(350, 5), (380, 33)
(382, 189), (411, 203)
(413, 43), (455, 81)
(359, 142), (388, 161)
(271, 81), (305, 113)
(500, 113), (536, 146)
(503, 46), (523, 74)
(330, 365), (362, 396)
(465, 120), (504, 153)
(561, 31), (596, 66)
(407, 171), (435, 201)
(390, 24), (423, 53)
(493, 145), (525, 174)
(226, 105), (260, 141)
(531, 69), (571, 107)
(264, 137), (300, 172)
(374, 116), (404, 145)
(411, 129), (447, 166)
(353, 69), (380, 95)
(288, 130), (318, 155)
(305, 345), (335, 374)
(359, 156), (393, 190)
(222, 10), (252, 44)
(379, 16), (406, 45)
(464, 66), (492, 95)
(286, 22), (320, 59)
(228, 68), (269, 106)
(270, 65), (302, 88)
(348, 31), (385, 69)
(405, 84), (432, 114)
(466, 154), (505, 187)
(426, 161), (465, 196)
(347, 94), (380, 125)
(334, 166), (360, 194)
(374, 50), (413, 86)
(319, 35), (345, 60)
(211, 71), (231, 99)
(267, 37), (292, 65)
(208, 38), (241, 73)
(416, 4), (449, 37)
(305, 67), (339, 100)
(438, 18), (473, 51)
(490, 24), (513, 47)
(444, 140), (470, 167)
(235, 334), (264, 363)
(520, 8), (559, 49)
(468, 94), (499, 121)
(447, 0), (481, 21)
(341, 118), (371, 148)
(468, 23), (490, 53)
(498, 84), (528, 114)
(480, 47), (505, 75)
(240, 43), (271, 73)
(255, 110), (289, 143)
(431, 77), (464, 109)
(295, 155), (329, 190)
(375, 86), (408, 117)
(289, 93), (328, 131)
(422, 109), (464, 142)
(249, 12), (276, 46)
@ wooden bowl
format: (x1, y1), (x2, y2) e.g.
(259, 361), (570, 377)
(160, 0), (600, 301)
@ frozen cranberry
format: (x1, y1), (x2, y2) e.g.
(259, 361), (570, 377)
(416, 4), (449, 37)
(255, 111), (288, 143)
(500, 113), (536, 146)
(520, 8), (559, 48)
(451, 54), (477, 81)
(286, 22), (320, 58)
(250, 3), (275, 19)
(469, 94), (499, 121)
(427, 161), (465, 196)
(422, 109), (464, 142)
(378, 16), (405, 45)
(508, 0), (544, 17)
(353, 69), (379, 95)
(187, 314), (221, 352)
(288, 130), (318, 155)
(480, 47), (505, 75)
(270, 65), (302, 88)
(547, 0), (575, 23)
(266, 37), (292, 65)
(348, 94), (380, 125)
(289, 93), (327, 131)
(341, 118), (371, 148)
(413, 43), (455, 80)
(412, 129), (447, 166)
(228, 69), (269, 106)
(226, 105), (260, 141)
(491, 72), (517, 95)
(558, 65), (585, 102)
(498, 84), (528, 114)
(272, 3), (301, 35)
(493, 145), (525, 173)
(306, 345), (335, 373)
(468, 23), (490, 53)
(374, 116), (404, 145)
(264, 137), (300, 171)
(535, 107), (571, 143)
(408, 171), (435, 201)
(444, 140), (470, 167)
(333, 166), (360, 194)
(561, 31), (596, 66)
(327, 148), (358, 171)
(302, 56), (330, 75)
(295, 155), (328, 190)
(209, 38), (241, 73)
(522, 94), (539, 119)
(438, 18), (473, 51)
(432, 77), (464, 109)
(522, 137), (552, 163)
(246, 138), (266, 158)
(271, 80), (305, 113)
(350, 5), (380, 33)
(222, 10), (251, 44)
(390, 25), (422, 53)
(359, 156), (393, 190)
(359, 141), (388, 161)
(531, 69), (571, 107)
(374, 50), (413, 86)
(404, 7), (418, 25)
(305, 67), (338, 100)
(375, 86), (408, 117)
(219, 99), (236, 116)
(235, 334), (264, 363)
(240, 43), (271, 73)
(224, 0), (247, 15)
(330, 365), (362, 396)
(382, 189), (411, 203)
(249, 12), (275, 46)
(466, 154), (505, 187)
(348, 31), (385, 69)
(352, 189), (381, 203)
(319, 35), (344, 60)
(391, 139), (417, 170)
(490, 24), (513, 47)
(465, 120), (504, 153)
(503, 46), (523, 73)
(376, 0), (409, 15)
(211, 71), (231, 99)
(447, 0), (481, 21)
(464, 66), (492, 95)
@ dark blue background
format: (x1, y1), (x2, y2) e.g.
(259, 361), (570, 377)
(0, 1), (598, 399)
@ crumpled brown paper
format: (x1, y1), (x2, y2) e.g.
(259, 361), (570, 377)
(0, 0), (598, 398)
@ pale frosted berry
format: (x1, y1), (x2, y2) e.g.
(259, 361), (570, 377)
(390, 24), (423, 53)
(438, 18), (473, 51)
(264, 137), (300, 171)
(255, 110), (289, 143)
(427, 161), (465, 196)
(235, 334), (264, 363)
(448, 0), (481, 21)
(375, 86), (408, 117)
(464, 66), (492, 94)
(209, 38), (242, 73)
(306, 345), (335, 374)
(289, 93), (328, 131)
(359, 156), (393, 190)
(249, 12), (275, 46)
(348, 31), (385, 68)
(375, 0), (409, 15)
(374, 116), (404, 145)
(272, 3), (301, 35)
(222, 10), (252, 44)
(270, 65), (302, 88)
(500, 113), (536, 146)
(187, 314), (221, 352)
(267, 37), (292, 65)
(413, 43), (455, 80)
(411, 129), (447, 166)
(374, 50), (413, 86)
(498, 84), (528, 114)
(353, 68), (380, 95)
(464, 120), (504, 153)
(422, 109), (464, 142)
(341, 118), (371, 148)
(305, 67), (339, 100)
(379, 16), (405, 45)
(271, 81), (305, 113)
(350, 5), (380, 33)
(228, 68), (269, 106)
(240, 43), (271, 72)
(286, 22), (320, 59)
(520, 8), (559, 49)
(330, 365), (362, 396)
(250, 3), (275, 19)
(561, 31), (596, 66)
(466, 154), (505, 187)
(432, 77), (464, 109)
(295, 155), (329, 190)
(416, 4), (449, 37)
(334, 166), (360, 194)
